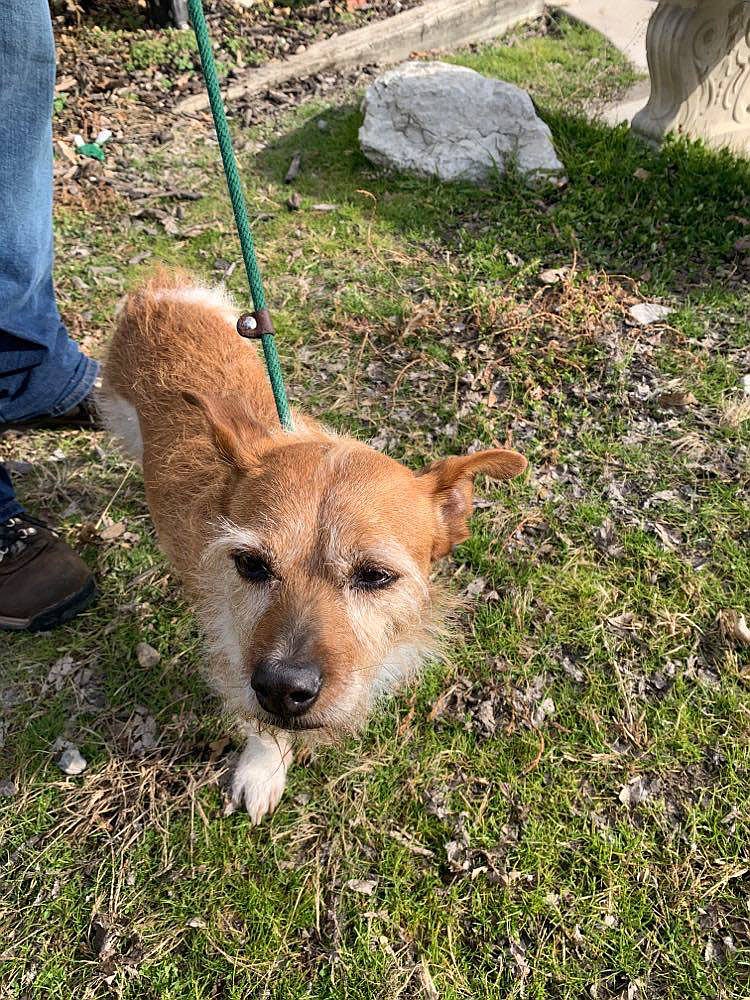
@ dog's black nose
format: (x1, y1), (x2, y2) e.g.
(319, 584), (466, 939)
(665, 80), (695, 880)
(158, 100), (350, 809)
(251, 660), (322, 718)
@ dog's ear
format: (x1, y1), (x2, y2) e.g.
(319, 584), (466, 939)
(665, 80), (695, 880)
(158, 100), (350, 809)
(182, 390), (270, 468)
(418, 449), (527, 559)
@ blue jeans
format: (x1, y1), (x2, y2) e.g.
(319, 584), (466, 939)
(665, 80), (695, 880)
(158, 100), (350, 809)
(0, 0), (99, 522)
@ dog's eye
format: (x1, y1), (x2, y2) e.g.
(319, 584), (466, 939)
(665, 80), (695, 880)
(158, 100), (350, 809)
(233, 551), (273, 583)
(351, 564), (398, 592)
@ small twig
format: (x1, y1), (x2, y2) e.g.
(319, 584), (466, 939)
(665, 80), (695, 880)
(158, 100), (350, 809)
(522, 732), (545, 774)
(391, 357), (423, 404)
(348, 329), (371, 402)
(95, 463), (135, 529)
(501, 514), (537, 549)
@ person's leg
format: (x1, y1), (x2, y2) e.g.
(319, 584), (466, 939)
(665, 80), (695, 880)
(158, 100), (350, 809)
(0, 467), (23, 523)
(0, 0), (96, 630)
(0, 0), (98, 428)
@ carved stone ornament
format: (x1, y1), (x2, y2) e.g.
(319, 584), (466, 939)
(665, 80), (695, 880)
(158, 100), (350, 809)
(632, 0), (750, 154)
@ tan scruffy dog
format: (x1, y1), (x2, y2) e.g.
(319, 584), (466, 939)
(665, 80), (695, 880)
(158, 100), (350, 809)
(101, 270), (527, 823)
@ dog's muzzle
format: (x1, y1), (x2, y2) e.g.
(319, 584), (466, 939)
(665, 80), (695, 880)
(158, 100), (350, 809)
(251, 658), (322, 721)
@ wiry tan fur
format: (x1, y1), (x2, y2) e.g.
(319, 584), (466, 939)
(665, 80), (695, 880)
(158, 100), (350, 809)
(101, 269), (527, 823)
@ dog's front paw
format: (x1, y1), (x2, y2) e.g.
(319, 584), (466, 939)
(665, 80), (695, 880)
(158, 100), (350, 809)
(225, 731), (291, 824)
(228, 758), (288, 824)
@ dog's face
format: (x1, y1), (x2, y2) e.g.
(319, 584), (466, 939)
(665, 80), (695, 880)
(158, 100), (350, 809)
(186, 392), (526, 734)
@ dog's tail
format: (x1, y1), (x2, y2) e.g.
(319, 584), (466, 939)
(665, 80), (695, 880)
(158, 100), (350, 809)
(99, 267), (249, 462)
(98, 269), (179, 462)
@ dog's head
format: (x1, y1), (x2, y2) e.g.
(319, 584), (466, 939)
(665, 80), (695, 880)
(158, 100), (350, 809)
(186, 391), (526, 735)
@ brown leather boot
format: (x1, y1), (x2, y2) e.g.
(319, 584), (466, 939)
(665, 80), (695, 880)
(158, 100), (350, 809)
(0, 515), (96, 632)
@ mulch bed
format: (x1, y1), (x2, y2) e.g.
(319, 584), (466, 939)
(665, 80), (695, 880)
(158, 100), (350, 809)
(51, 0), (420, 204)
(53, 0), (419, 130)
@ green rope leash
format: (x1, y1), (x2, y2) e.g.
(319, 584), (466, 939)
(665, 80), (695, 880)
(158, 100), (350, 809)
(187, 0), (294, 431)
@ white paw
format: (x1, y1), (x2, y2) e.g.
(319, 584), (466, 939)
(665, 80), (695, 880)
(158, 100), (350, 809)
(227, 753), (288, 824)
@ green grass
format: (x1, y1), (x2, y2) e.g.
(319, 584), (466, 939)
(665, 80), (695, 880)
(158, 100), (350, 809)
(2, 17), (750, 999)
(125, 31), (198, 73)
(448, 15), (642, 111)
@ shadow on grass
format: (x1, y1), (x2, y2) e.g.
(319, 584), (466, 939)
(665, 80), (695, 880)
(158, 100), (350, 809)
(254, 101), (750, 298)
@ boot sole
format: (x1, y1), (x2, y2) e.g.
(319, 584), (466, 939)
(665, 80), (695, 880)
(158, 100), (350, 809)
(0, 578), (97, 633)
(1, 417), (103, 433)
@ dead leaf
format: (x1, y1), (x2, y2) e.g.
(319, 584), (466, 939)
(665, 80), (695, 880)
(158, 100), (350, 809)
(465, 577), (486, 598)
(644, 489), (680, 507)
(717, 610), (750, 646)
(618, 775), (651, 806)
(658, 390), (697, 409)
(509, 938), (530, 978)
(346, 878), (378, 895)
(427, 684), (458, 722)
(389, 829), (435, 857)
(99, 521), (126, 541)
(56, 140), (79, 166)
(477, 700), (496, 733)
(539, 267), (568, 285)
(89, 914), (113, 959)
(124, 705), (159, 756)
(562, 656), (584, 683)
(530, 697), (555, 729)
(284, 151), (301, 184)
(55, 75), (77, 93)
(651, 521), (681, 549)
(607, 612), (637, 632)
(208, 735), (232, 761)
(633, 167), (651, 181)
(704, 938), (719, 963)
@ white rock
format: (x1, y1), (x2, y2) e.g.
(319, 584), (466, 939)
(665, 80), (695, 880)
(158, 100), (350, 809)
(530, 696), (555, 729)
(136, 641), (161, 668)
(742, 374), (750, 396)
(628, 302), (673, 325)
(57, 746), (87, 776)
(359, 61), (563, 186)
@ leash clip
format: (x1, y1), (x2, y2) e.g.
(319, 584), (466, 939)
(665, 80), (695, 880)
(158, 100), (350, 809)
(237, 309), (274, 340)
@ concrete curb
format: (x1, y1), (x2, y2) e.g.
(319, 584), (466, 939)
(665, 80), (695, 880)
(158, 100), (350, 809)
(176, 0), (544, 114)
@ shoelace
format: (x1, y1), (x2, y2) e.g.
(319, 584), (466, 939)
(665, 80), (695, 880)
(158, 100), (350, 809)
(0, 517), (39, 563)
